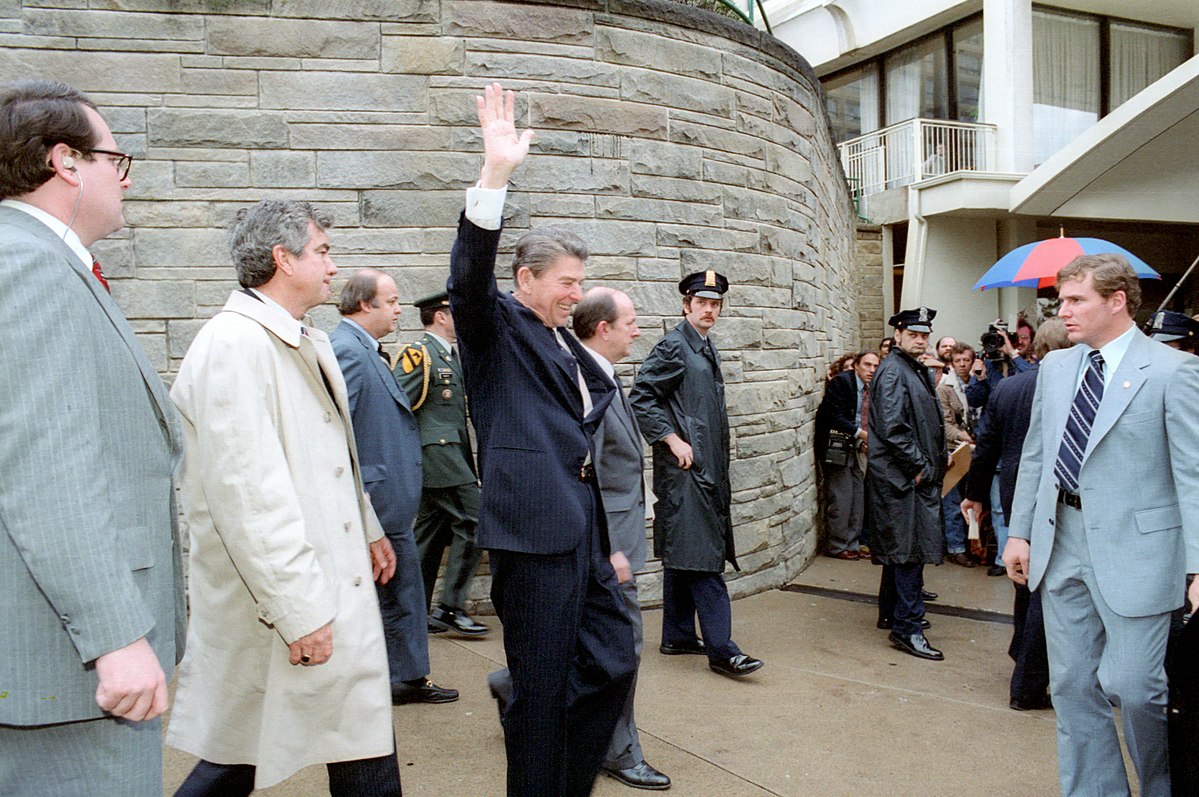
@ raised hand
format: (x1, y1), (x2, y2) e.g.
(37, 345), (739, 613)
(476, 82), (535, 190)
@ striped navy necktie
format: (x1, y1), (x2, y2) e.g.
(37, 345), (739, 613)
(1054, 350), (1104, 494)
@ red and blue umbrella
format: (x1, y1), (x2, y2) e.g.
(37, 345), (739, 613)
(974, 236), (1159, 291)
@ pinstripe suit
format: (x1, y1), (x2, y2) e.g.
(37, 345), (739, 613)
(0, 205), (183, 796)
(449, 213), (636, 796)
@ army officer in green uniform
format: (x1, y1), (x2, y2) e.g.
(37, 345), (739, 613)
(395, 291), (489, 637)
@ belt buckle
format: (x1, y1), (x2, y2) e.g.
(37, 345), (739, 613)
(579, 464), (595, 482)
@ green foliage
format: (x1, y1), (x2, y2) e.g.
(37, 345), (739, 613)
(670, 0), (746, 23)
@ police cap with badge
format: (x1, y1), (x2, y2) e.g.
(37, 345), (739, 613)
(679, 270), (729, 299)
(888, 306), (936, 332)
(1146, 310), (1199, 347)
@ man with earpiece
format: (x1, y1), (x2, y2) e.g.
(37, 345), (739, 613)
(0, 81), (184, 797)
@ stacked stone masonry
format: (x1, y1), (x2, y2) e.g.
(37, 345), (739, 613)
(1, 0), (859, 607)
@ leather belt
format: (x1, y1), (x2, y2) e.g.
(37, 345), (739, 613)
(1057, 488), (1082, 510)
(578, 463), (596, 483)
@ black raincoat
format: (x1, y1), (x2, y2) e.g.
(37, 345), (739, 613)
(865, 349), (946, 565)
(630, 320), (737, 573)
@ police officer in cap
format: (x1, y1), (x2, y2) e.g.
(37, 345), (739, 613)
(866, 307), (948, 660)
(395, 291), (488, 637)
(630, 270), (764, 679)
(1146, 310), (1199, 354)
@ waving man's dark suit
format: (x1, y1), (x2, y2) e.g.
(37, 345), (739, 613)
(448, 214), (634, 797)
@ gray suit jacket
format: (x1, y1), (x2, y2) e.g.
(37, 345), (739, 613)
(330, 319), (423, 536)
(1008, 329), (1199, 617)
(594, 378), (648, 572)
(0, 205), (184, 725)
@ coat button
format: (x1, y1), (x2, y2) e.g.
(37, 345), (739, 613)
(353, 576), (362, 587)
(1048, 519), (1054, 526)
(438, 438), (446, 445)
(324, 411), (332, 423)
(344, 521), (351, 532)
(334, 466), (345, 477)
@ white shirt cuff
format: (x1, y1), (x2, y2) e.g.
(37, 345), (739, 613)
(465, 184), (507, 230)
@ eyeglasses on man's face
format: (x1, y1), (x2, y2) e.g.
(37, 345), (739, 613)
(87, 148), (133, 181)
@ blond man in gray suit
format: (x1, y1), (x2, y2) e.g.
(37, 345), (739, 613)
(0, 81), (184, 796)
(1006, 254), (1199, 796)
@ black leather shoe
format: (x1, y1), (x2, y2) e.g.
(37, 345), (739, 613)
(888, 631), (944, 661)
(391, 679), (459, 705)
(947, 552), (976, 567)
(1010, 694), (1053, 711)
(659, 639), (705, 656)
(987, 564), (1007, 577)
(429, 605), (490, 637)
(602, 761), (671, 790)
(709, 654), (763, 678)
(876, 617), (931, 630)
(921, 590), (939, 602)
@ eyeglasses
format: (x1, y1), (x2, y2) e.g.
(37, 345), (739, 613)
(87, 148), (133, 181)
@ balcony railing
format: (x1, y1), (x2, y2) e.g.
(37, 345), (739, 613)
(838, 118), (998, 217)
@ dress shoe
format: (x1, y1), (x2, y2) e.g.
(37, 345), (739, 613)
(921, 590), (938, 602)
(947, 552), (975, 567)
(888, 631), (944, 661)
(602, 761), (671, 790)
(391, 679), (459, 705)
(429, 605), (490, 637)
(825, 550), (858, 560)
(987, 564), (1007, 577)
(659, 639), (706, 656)
(709, 653), (763, 678)
(876, 617), (930, 630)
(1009, 694), (1053, 711)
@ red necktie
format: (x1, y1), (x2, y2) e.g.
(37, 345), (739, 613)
(91, 257), (110, 293)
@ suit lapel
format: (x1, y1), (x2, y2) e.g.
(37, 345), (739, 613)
(4, 209), (182, 457)
(1084, 332), (1150, 460)
(344, 320), (411, 410)
(1045, 345), (1085, 456)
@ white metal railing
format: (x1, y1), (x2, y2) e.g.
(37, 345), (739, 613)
(838, 118), (998, 217)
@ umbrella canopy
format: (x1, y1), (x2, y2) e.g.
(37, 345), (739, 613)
(974, 236), (1160, 291)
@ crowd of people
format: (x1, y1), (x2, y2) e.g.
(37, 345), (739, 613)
(5, 72), (1199, 797)
(0, 78), (770, 797)
(815, 277), (1199, 794)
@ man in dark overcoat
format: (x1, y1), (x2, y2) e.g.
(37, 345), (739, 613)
(630, 270), (763, 679)
(867, 307), (947, 661)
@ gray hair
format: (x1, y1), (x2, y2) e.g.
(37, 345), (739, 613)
(338, 268), (385, 316)
(572, 287), (619, 341)
(229, 200), (333, 289)
(511, 226), (588, 281)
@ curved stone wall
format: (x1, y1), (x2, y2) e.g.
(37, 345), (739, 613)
(0, 0), (859, 603)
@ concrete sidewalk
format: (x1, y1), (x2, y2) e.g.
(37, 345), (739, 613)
(163, 557), (1069, 795)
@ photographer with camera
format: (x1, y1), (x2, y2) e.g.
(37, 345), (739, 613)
(979, 319), (1034, 384)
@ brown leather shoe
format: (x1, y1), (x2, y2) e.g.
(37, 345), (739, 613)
(947, 552), (975, 567)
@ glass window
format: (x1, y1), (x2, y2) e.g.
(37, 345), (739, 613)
(953, 19), (984, 123)
(824, 64), (880, 143)
(884, 36), (948, 124)
(1032, 10), (1100, 165)
(1109, 22), (1190, 109)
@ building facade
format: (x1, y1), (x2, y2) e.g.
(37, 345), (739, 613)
(767, 0), (1199, 343)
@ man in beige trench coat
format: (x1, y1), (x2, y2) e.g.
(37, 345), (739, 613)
(166, 200), (401, 795)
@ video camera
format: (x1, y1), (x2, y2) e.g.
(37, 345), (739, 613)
(980, 321), (1018, 361)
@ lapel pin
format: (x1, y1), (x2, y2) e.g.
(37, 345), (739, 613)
(1123, 380), (1131, 389)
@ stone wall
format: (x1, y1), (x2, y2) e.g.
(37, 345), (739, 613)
(0, 0), (859, 605)
(854, 224), (885, 349)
